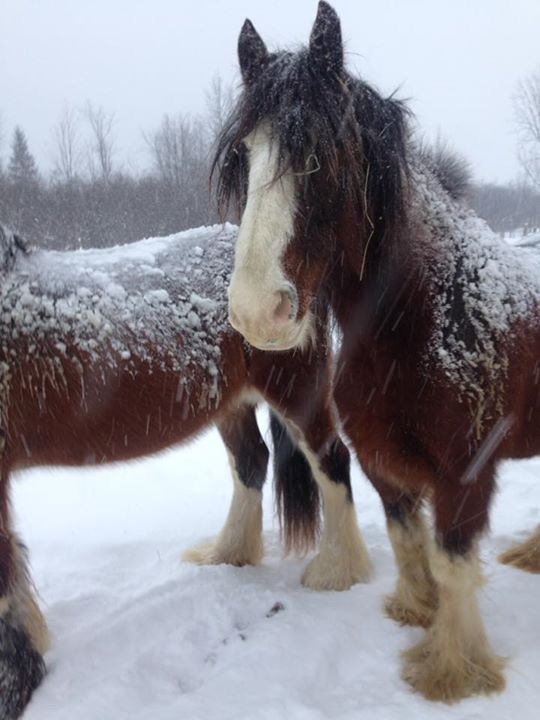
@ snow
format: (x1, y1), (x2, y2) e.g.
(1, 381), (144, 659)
(0, 223), (239, 415)
(13, 416), (540, 720)
(413, 165), (540, 431)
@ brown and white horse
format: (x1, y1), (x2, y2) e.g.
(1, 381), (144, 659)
(216, 1), (540, 703)
(0, 223), (370, 719)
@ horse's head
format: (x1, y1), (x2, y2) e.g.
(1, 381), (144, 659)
(214, 1), (408, 351)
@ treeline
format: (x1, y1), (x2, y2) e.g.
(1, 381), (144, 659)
(0, 110), (219, 249)
(471, 182), (540, 235)
(0, 83), (539, 249)
(0, 78), (233, 249)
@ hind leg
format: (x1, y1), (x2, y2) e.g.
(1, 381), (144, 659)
(0, 468), (48, 719)
(402, 476), (505, 702)
(183, 402), (267, 567)
(366, 474), (438, 627)
(498, 525), (540, 572)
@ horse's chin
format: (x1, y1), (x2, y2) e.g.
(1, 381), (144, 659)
(248, 337), (300, 352)
(241, 314), (314, 353)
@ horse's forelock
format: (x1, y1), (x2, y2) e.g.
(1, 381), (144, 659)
(213, 46), (410, 232)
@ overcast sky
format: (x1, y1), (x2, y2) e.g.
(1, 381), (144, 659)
(2, 0), (539, 183)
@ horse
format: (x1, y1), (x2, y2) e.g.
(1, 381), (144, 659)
(215, 1), (540, 703)
(0, 222), (371, 719)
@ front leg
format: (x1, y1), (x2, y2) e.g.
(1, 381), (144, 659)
(402, 480), (505, 702)
(253, 327), (371, 591)
(364, 473), (438, 627)
(266, 381), (371, 590)
(296, 430), (372, 590)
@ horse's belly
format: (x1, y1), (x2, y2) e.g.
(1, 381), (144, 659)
(7, 360), (235, 469)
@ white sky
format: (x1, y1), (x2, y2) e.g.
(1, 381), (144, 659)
(1, 0), (539, 183)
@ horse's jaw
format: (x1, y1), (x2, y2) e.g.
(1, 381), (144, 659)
(232, 309), (316, 353)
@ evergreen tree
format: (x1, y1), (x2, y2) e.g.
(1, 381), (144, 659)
(8, 126), (38, 183)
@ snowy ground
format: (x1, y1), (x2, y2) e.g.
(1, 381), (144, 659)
(12, 413), (540, 720)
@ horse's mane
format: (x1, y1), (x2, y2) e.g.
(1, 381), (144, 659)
(0, 225), (30, 273)
(416, 140), (472, 202)
(212, 48), (410, 235)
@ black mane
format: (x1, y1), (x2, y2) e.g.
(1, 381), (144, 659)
(212, 47), (410, 234)
(417, 140), (472, 201)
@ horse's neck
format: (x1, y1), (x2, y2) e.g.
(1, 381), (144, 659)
(328, 216), (421, 347)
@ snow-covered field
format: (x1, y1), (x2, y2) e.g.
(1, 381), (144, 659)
(13, 413), (540, 720)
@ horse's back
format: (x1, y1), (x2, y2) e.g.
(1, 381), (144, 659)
(0, 224), (249, 468)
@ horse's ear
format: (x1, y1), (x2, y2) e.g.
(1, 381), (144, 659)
(309, 1), (343, 75)
(238, 19), (268, 84)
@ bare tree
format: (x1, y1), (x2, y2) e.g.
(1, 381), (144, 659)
(205, 74), (234, 141)
(514, 67), (540, 189)
(83, 102), (115, 182)
(53, 104), (81, 183)
(145, 113), (207, 189)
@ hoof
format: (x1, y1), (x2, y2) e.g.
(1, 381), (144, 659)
(0, 619), (46, 719)
(384, 591), (437, 628)
(301, 551), (372, 591)
(402, 636), (506, 703)
(182, 540), (262, 568)
(498, 538), (540, 573)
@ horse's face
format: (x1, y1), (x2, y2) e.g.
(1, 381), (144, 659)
(225, 2), (346, 351)
(222, 1), (406, 351)
(227, 121), (332, 352)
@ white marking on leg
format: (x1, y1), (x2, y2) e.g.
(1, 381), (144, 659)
(402, 545), (505, 701)
(183, 451), (263, 567)
(298, 440), (372, 591)
(385, 516), (438, 627)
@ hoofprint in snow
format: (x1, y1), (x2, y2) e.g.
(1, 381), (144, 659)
(14, 424), (540, 720)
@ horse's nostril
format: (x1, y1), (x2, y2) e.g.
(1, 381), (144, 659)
(272, 286), (298, 325)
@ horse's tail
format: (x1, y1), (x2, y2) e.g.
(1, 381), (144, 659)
(270, 411), (320, 555)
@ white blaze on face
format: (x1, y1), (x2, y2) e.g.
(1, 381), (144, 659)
(228, 123), (307, 350)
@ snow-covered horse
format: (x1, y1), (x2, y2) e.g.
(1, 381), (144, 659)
(0, 222), (369, 719)
(216, 1), (540, 703)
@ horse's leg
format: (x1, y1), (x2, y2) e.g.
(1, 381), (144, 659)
(365, 473), (438, 627)
(402, 474), (505, 702)
(0, 467), (48, 719)
(498, 525), (540, 572)
(182, 403), (267, 566)
(299, 428), (372, 590)
(269, 399), (372, 591)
